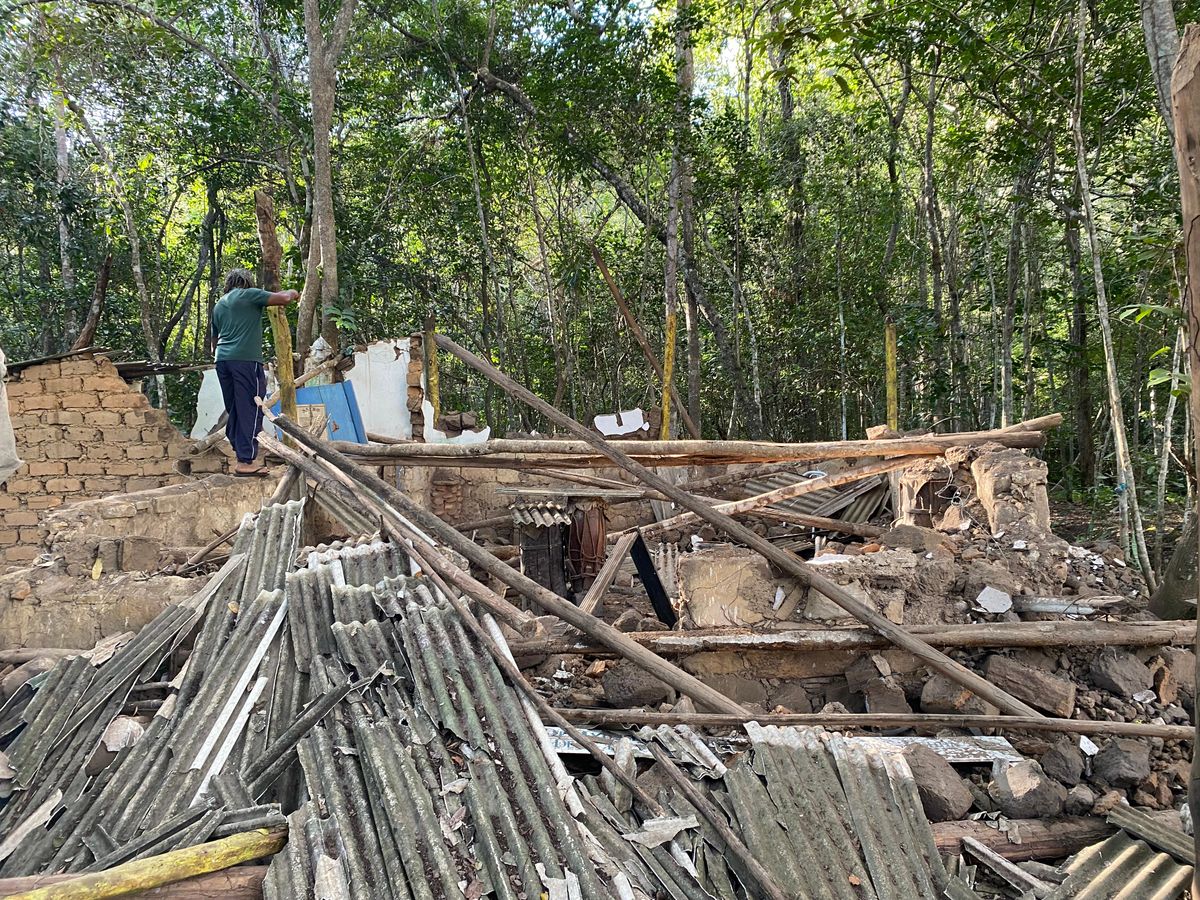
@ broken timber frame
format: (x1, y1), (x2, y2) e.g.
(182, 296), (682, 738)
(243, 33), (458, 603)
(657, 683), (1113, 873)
(578, 532), (637, 615)
(433, 333), (1044, 719)
(266, 411), (753, 716)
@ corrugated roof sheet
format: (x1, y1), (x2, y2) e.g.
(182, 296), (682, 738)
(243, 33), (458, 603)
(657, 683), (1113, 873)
(509, 500), (573, 527)
(1045, 830), (1192, 900)
(741, 471), (889, 524)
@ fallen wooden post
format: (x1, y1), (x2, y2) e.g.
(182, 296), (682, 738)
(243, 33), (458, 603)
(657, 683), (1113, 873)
(578, 532), (637, 615)
(625, 456), (917, 540)
(647, 744), (789, 900)
(266, 412), (751, 716)
(961, 836), (1058, 897)
(0, 649), (80, 667)
(553, 707), (1192, 740)
(433, 333), (1044, 719)
(2, 829), (285, 900)
(931, 817), (1113, 862)
(507, 619), (1198, 657)
(0, 867), (267, 899)
(329, 421), (1052, 469)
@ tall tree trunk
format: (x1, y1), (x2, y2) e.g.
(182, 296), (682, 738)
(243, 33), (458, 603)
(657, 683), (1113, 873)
(1142, 0), (1181, 131)
(676, 0), (701, 433)
(299, 0), (357, 361)
(1075, 0), (1156, 587)
(1065, 195), (1095, 487)
(1001, 171), (1031, 427)
(52, 97), (74, 329)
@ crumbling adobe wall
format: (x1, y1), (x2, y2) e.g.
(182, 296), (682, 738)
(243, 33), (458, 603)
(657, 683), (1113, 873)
(0, 357), (224, 566)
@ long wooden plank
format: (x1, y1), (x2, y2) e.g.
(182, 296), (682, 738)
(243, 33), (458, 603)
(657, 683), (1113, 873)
(0, 868), (266, 899)
(433, 333), (1044, 718)
(552, 708), (1191, 739)
(578, 532), (636, 615)
(931, 818), (1113, 862)
(267, 411), (751, 716)
(508, 620), (1198, 657)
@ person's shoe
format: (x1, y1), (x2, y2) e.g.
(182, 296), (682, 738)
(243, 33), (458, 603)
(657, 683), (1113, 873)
(233, 462), (270, 478)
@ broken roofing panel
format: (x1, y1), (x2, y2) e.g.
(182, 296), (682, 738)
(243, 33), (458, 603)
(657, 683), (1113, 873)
(1044, 831), (1192, 900)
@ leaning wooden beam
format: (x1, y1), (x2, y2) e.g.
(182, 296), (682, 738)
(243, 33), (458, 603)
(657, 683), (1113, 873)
(591, 243), (702, 439)
(624, 456), (917, 540)
(749, 508), (885, 538)
(433, 333), (1044, 719)
(267, 411), (751, 716)
(329, 422), (1051, 467)
(0, 867), (267, 899)
(578, 532), (638, 615)
(553, 708), (1192, 740)
(508, 620), (1198, 657)
(2, 828), (285, 900)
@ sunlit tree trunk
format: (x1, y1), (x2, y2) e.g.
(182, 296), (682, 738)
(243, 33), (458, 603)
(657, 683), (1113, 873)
(1074, 0), (1156, 586)
(1142, 0), (1181, 131)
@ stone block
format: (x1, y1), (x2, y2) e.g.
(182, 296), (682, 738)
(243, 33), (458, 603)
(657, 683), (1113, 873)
(600, 660), (674, 707)
(1041, 738), (1084, 786)
(1090, 649), (1152, 698)
(863, 677), (912, 714)
(989, 761), (1067, 818)
(904, 745), (973, 822)
(983, 654), (1076, 717)
(120, 536), (162, 572)
(1092, 738), (1151, 788)
(920, 673), (999, 716)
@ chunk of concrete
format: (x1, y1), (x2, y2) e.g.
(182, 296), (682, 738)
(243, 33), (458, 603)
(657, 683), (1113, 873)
(1090, 650), (1153, 698)
(989, 761), (1067, 819)
(920, 673), (1000, 717)
(904, 745), (973, 822)
(983, 655), (1076, 717)
(1040, 737), (1084, 787)
(1092, 738), (1151, 789)
(600, 661), (674, 708)
(881, 525), (951, 553)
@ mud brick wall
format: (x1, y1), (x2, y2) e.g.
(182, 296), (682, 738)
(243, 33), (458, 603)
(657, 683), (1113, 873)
(0, 357), (224, 566)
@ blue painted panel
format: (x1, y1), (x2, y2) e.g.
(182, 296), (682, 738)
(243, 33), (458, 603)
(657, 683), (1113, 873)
(272, 381), (367, 444)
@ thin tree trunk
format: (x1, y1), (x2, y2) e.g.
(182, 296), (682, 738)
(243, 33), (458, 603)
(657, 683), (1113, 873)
(1142, 0), (1181, 131)
(1075, 0), (1156, 587)
(52, 98), (74, 320)
(1001, 171), (1032, 427)
(1065, 193), (1095, 487)
(1156, 328), (1184, 571)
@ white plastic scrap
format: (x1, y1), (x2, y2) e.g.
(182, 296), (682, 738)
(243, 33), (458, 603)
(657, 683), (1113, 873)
(622, 816), (699, 849)
(1132, 690), (1158, 704)
(974, 586), (1014, 615)
(1078, 735), (1099, 757)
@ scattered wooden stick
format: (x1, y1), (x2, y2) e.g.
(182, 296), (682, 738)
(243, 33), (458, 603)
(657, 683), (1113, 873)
(266, 410), (751, 716)
(1, 828), (285, 899)
(553, 708), (1192, 739)
(578, 532), (637, 616)
(433, 333), (1044, 719)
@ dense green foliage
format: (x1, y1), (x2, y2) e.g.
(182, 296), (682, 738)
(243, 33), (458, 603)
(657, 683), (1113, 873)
(1, 0), (1197, 558)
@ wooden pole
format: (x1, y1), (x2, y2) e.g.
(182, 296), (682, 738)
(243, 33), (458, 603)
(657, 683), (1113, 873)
(555, 708), (1192, 740)
(254, 191), (297, 428)
(433, 333), (1043, 718)
(0, 867), (267, 899)
(885, 319), (899, 430)
(1, 829), (285, 900)
(932, 818), (1113, 862)
(1171, 23), (1200, 880)
(424, 313), (440, 425)
(591, 244), (702, 438)
(509, 619), (1198, 657)
(578, 532), (637, 615)
(265, 411), (751, 716)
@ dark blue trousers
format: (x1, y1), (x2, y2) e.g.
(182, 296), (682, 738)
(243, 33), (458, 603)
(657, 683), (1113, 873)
(215, 360), (267, 463)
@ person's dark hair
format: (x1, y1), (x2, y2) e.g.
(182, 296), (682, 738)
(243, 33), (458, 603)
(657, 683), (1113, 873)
(223, 268), (255, 293)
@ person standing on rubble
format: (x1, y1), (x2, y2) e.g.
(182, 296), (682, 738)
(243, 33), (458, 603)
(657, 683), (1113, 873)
(211, 268), (298, 476)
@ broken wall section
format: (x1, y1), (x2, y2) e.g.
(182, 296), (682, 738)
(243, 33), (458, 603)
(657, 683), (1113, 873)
(0, 357), (224, 565)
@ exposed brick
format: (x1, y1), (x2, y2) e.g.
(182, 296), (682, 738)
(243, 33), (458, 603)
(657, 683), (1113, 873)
(2, 381), (40, 398)
(123, 477), (160, 492)
(66, 461), (107, 476)
(101, 393), (149, 410)
(87, 446), (124, 460)
(0, 494), (19, 510)
(102, 428), (141, 442)
(60, 394), (98, 409)
(105, 463), (141, 477)
(81, 375), (125, 392)
(84, 411), (123, 426)
(45, 477), (82, 493)
(123, 411), (148, 426)
(141, 460), (180, 477)
(26, 462), (66, 477)
(83, 478), (124, 493)
(0, 529), (17, 546)
(17, 527), (41, 543)
(63, 427), (100, 443)
(46, 410), (84, 426)
(141, 427), (171, 442)
(25, 496), (63, 510)
(18, 395), (56, 411)
(3, 511), (39, 527)
(29, 361), (60, 377)
(126, 445), (165, 460)
(4, 546), (38, 564)
(59, 360), (98, 376)
(43, 442), (81, 460)
(4, 479), (43, 494)
(98, 502), (136, 519)
(21, 427), (58, 445)
(8, 414), (41, 428)
(43, 376), (83, 393)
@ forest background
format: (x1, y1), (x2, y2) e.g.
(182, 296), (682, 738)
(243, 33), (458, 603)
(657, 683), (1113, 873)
(1, 0), (1196, 584)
